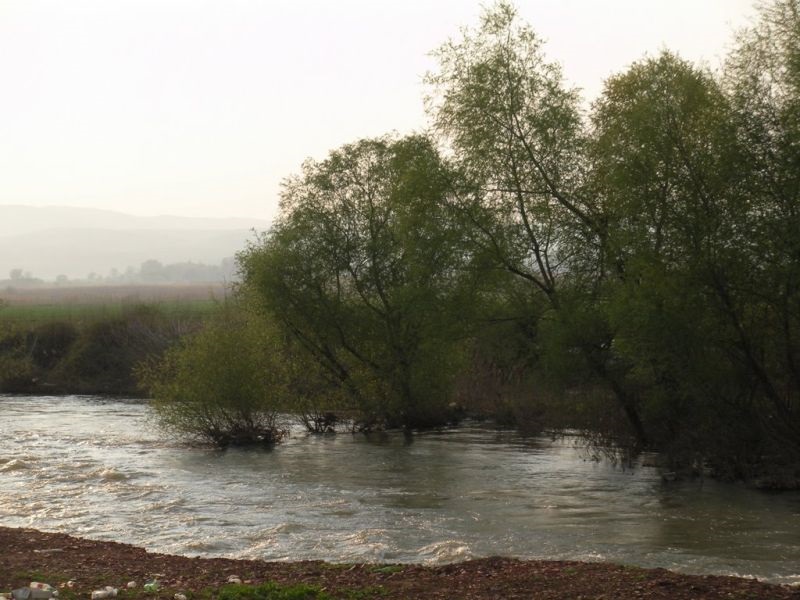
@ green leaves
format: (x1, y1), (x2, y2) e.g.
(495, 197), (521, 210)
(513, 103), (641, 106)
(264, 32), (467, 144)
(240, 135), (473, 429)
(155, 0), (800, 474)
(139, 301), (288, 447)
(423, 0), (800, 462)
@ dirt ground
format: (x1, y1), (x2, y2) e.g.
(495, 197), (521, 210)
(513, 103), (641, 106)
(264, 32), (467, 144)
(2, 527), (798, 599)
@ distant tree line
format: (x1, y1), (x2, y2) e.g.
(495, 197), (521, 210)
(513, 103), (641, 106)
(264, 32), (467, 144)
(140, 1), (800, 487)
(2, 258), (237, 287)
(131, 258), (237, 283)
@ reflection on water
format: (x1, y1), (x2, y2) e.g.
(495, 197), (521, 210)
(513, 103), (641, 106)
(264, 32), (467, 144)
(1, 395), (799, 584)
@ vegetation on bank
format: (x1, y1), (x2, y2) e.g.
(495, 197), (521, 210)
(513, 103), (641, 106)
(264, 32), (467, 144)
(5, 576), (384, 600)
(0, 302), (210, 395)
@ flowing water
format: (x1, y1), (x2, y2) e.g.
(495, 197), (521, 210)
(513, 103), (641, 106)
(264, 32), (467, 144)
(1, 395), (799, 584)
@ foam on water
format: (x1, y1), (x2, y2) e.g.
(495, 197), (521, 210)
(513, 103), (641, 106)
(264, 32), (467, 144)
(418, 540), (473, 564)
(0, 458), (32, 472)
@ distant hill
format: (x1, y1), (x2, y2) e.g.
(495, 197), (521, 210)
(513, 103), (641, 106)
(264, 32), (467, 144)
(0, 205), (269, 237)
(0, 205), (270, 280)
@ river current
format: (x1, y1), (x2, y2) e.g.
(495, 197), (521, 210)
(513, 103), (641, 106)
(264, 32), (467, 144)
(1, 395), (799, 584)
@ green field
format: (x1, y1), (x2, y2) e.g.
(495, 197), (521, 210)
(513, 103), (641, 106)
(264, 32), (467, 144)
(0, 284), (227, 325)
(0, 285), (227, 395)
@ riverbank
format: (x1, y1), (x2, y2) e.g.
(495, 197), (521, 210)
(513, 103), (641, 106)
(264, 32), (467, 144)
(2, 527), (797, 599)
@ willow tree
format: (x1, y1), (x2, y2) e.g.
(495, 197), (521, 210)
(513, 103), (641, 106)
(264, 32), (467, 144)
(589, 52), (752, 467)
(426, 2), (647, 446)
(718, 0), (800, 464)
(588, 0), (800, 473)
(239, 135), (475, 430)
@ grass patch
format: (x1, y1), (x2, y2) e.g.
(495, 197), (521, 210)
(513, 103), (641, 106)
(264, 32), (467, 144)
(1, 581), (386, 600)
(216, 583), (387, 600)
(218, 583), (330, 600)
(0, 298), (222, 394)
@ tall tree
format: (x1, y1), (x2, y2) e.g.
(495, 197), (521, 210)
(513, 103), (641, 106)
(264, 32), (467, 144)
(426, 1), (647, 445)
(239, 135), (474, 429)
(590, 0), (800, 468)
(589, 52), (753, 465)
(719, 0), (800, 459)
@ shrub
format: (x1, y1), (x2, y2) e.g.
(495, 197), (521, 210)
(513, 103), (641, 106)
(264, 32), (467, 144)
(54, 305), (195, 394)
(0, 354), (37, 392)
(0, 326), (37, 392)
(138, 304), (288, 447)
(29, 321), (78, 370)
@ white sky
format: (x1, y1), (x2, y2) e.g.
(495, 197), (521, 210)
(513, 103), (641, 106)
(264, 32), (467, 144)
(0, 0), (757, 222)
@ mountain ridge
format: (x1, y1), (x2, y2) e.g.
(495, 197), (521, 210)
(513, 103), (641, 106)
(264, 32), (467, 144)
(0, 205), (270, 237)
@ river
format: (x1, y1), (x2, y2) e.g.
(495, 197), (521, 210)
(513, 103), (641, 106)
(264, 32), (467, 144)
(1, 395), (799, 584)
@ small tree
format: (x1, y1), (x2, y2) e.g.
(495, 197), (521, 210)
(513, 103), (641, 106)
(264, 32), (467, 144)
(139, 303), (288, 447)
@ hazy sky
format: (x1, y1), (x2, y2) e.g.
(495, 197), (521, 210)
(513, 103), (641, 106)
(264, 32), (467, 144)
(1, 0), (757, 222)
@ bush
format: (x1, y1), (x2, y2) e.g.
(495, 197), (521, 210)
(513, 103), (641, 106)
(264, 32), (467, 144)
(138, 304), (288, 447)
(0, 326), (37, 392)
(0, 354), (37, 392)
(53, 305), (194, 394)
(29, 321), (78, 370)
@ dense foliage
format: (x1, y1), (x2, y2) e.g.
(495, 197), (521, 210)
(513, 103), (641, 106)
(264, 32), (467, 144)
(0, 304), (198, 395)
(134, 0), (800, 484)
(239, 136), (478, 431)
